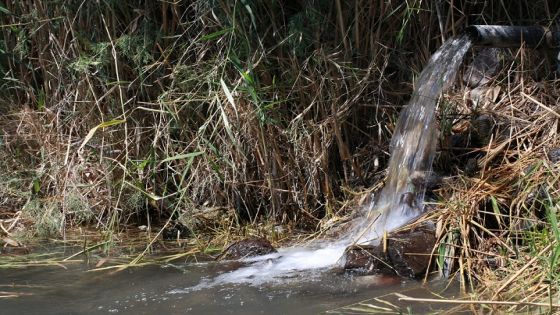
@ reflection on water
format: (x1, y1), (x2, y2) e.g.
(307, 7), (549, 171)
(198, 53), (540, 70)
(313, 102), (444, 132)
(0, 254), (461, 315)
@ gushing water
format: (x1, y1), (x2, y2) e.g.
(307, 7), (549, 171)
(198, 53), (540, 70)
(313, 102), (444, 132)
(353, 35), (472, 242)
(195, 36), (472, 287)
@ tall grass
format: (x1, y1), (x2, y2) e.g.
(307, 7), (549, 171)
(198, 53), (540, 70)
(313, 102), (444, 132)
(1, 0), (453, 237)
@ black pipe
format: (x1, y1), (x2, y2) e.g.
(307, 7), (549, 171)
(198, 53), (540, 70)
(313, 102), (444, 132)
(465, 25), (560, 49)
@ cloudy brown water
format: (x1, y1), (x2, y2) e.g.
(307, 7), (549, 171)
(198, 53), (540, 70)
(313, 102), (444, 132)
(0, 252), (462, 315)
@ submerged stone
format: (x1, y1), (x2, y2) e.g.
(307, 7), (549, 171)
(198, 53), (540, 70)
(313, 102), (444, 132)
(216, 238), (277, 261)
(342, 224), (436, 278)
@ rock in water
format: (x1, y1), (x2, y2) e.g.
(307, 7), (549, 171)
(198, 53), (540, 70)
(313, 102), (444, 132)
(342, 224), (436, 278)
(216, 238), (277, 261)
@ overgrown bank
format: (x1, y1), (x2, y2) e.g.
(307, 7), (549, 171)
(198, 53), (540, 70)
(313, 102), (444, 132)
(2, 1), (560, 311)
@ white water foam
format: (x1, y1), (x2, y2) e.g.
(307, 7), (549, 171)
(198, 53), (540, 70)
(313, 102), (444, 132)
(215, 244), (347, 284)
(167, 242), (349, 294)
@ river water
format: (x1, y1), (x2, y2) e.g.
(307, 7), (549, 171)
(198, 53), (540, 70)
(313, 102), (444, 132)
(0, 249), (462, 315)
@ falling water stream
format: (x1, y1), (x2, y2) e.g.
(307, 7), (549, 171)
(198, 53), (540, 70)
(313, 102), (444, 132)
(354, 35), (473, 242)
(0, 36), (472, 314)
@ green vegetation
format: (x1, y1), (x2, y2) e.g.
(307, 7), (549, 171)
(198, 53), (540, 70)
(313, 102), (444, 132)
(2, 0), (560, 312)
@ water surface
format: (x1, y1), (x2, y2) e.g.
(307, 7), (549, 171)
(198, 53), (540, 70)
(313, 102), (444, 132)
(0, 250), (461, 315)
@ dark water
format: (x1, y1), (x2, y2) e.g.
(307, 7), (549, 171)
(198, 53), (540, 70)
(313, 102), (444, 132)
(0, 255), (461, 315)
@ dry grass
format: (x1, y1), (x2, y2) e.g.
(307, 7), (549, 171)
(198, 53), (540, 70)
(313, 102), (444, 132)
(426, 47), (560, 311)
